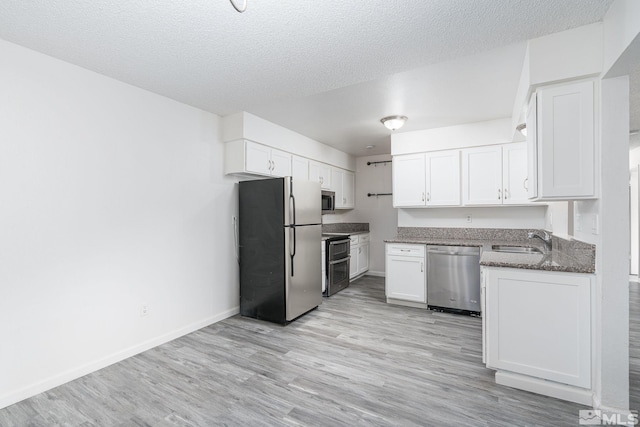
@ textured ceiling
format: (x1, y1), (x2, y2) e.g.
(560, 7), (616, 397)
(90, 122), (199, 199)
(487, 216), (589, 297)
(0, 0), (616, 155)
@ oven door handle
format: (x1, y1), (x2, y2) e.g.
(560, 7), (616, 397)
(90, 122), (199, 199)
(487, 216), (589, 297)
(328, 239), (350, 246)
(328, 256), (350, 265)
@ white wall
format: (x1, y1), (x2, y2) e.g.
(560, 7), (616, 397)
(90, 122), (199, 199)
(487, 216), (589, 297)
(391, 118), (522, 155)
(630, 146), (640, 167)
(322, 154), (397, 275)
(398, 206), (546, 229)
(0, 39), (239, 408)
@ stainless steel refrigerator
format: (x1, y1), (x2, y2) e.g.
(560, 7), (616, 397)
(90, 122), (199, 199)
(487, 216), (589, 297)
(239, 177), (322, 324)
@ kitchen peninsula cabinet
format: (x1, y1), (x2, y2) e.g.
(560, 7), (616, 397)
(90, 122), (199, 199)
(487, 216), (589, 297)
(385, 244), (426, 305)
(392, 150), (460, 208)
(483, 267), (593, 395)
(527, 80), (595, 200)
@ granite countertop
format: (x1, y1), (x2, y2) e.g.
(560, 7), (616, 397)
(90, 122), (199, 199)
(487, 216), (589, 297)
(385, 229), (595, 274)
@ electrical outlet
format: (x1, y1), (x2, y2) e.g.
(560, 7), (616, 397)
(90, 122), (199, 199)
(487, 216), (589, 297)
(141, 303), (149, 317)
(466, 214), (472, 223)
(592, 214), (599, 235)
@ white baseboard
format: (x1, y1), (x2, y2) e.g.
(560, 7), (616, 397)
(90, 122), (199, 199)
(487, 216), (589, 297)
(495, 371), (593, 406)
(0, 306), (240, 410)
(365, 270), (385, 277)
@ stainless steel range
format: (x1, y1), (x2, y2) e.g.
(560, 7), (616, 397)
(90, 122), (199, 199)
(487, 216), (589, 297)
(323, 234), (350, 296)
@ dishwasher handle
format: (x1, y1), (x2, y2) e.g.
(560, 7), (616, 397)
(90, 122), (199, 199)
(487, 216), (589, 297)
(427, 247), (480, 256)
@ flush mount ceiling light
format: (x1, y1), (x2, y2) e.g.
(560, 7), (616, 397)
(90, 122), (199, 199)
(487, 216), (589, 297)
(380, 115), (408, 131)
(366, 145), (375, 149)
(516, 123), (527, 136)
(230, 0), (247, 13)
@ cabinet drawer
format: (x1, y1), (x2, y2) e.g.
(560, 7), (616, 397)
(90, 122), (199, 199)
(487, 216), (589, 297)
(359, 234), (370, 244)
(386, 244), (425, 257)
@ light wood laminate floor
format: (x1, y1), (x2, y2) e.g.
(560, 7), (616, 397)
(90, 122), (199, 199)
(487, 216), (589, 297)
(1, 276), (638, 426)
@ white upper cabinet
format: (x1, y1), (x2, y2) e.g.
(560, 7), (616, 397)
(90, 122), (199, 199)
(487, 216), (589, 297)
(309, 161), (332, 190)
(426, 150), (461, 206)
(501, 143), (528, 204)
(526, 95), (539, 199)
(462, 146), (503, 205)
(332, 168), (355, 209)
(225, 140), (291, 177)
(462, 143), (529, 206)
(530, 80), (595, 200)
(393, 154), (427, 207)
(291, 155), (309, 181)
(393, 150), (461, 208)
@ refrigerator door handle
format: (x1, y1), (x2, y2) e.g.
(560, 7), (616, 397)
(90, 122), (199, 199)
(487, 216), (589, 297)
(290, 226), (296, 276)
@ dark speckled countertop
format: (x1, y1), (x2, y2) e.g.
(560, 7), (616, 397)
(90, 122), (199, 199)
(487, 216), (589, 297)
(385, 227), (595, 274)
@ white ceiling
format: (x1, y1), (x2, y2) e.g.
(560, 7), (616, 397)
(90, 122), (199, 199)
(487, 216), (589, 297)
(0, 0), (621, 156)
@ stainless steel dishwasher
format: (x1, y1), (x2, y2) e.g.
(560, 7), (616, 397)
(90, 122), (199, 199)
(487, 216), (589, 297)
(427, 245), (481, 315)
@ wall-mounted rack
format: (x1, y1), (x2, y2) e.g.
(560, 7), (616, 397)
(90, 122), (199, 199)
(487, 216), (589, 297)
(367, 192), (392, 197)
(367, 160), (392, 166)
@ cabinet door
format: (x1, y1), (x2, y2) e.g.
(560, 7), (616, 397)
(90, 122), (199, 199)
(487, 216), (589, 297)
(332, 168), (345, 208)
(462, 146), (503, 205)
(270, 148), (291, 177)
(485, 268), (592, 388)
(426, 150), (460, 206)
(349, 242), (359, 279)
(343, 171), (355, 208)
(358, 242), (370, 275)
(537, 80), (595, 199)
(393, 154), (426, 207)
(310, 161), (331, 189)
(244, 141), (272, 176)
(526, 95), (538, 199)
(502, 143), (528, 204)
(386, 253), (426, 302)
(292, 155), (309, 181)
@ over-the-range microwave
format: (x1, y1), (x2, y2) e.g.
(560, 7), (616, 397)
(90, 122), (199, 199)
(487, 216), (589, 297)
(321, 190), (335, 214)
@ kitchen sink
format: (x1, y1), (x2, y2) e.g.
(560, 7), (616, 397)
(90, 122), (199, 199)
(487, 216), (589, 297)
(491, 245), (543, 254)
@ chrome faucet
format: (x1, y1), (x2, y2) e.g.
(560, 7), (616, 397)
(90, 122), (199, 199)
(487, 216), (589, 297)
(527, 230), (552, 252)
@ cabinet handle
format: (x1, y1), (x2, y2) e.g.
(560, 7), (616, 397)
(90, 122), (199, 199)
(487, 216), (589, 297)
(422, 192), (425, 202)
(343, 198), (346, 204)
(523, 177), (528, 191)
(421, 262), (424, 272)
(359, 247), (361, 254)
(498, 189), (501, 200)
(504, 189), (508, 200)
(426, 192), (430, 202)
(400, 249), (410, 252)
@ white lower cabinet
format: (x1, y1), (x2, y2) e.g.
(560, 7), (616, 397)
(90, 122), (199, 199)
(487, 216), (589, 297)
(349, 234), (370, 279)
(483, 267), (593, 389)
(385, 244), (426, 304)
